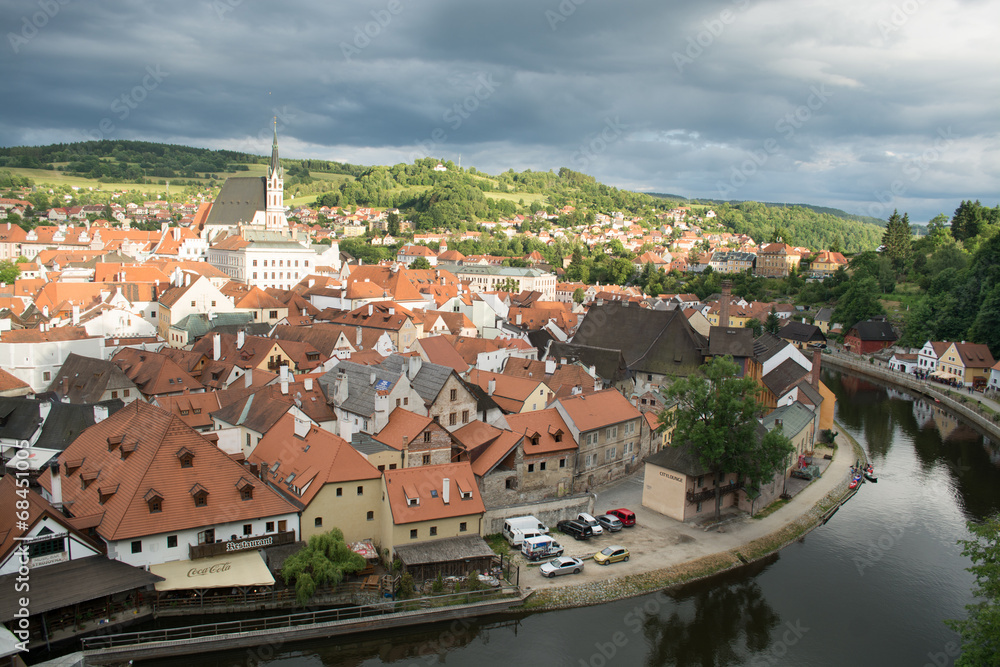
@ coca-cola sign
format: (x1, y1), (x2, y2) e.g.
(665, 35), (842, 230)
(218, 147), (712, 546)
(187, 561), (232, 578)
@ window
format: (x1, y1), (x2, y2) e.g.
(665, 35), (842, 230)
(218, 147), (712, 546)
(587, 432), (599, 446)
(449, 412), (457, 426)
(367, 511), (374, 521)
(241, 486), (253, 501)
(253, 259), (257, 266)
(191, 301), (196, 307)
(149, 311), (156, 319)
(506, 478), (516, 490)
(459, 522), (467, 532)
(527, 463), (535, 473)
(148, 498), (162, 513)
(396, 398), (401, 407)
(211, 300), (216, 307)
(450, 388), (457, 401)
(269, 310), (278, 319)
(606, 426), (618, 440)
(422, 454), (431, 465)
(540, 461), (546, 471)
(131, 540), (142, 554)
(194, 494), (208, 507)
(27, 537), (64, 558)
(462, 410), (469, 423)
(336, 487), (343, 497)
(266, 521), (274, 533)
(560, 458), (566, 468)
(625, 422), (635, 436)
(357, 485), (364, 496)
(410, 529), (418, 539)
(314, 517), (323, 527)
(167, 535), (178, 548)
(424, 431), (432, 443)
(111, 390), (118, 399)
(429, 526), (438, 536)
(244, 524), (253, 535)
(43, 371), (51, 382)
(124, 389), (130, 397)
(389, 464), (397, 470)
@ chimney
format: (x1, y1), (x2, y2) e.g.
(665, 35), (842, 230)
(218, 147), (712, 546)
(185, 273), (191, 287)
(237, 329), (246, 349)
(213, 333), (221, 361)
(43, 305), (49, 318)
(720, 280), (732, 328)
(572, 384), (582, 395)
(244, 368), (254, 388)
(336, 372), (349, 404)
(308, 278), (315, 288)
(38, 400), (52, 424)
(294, 416), (310, 438)
(93, 404), (108, 423)
(49, 460), (62, 510)
(370, 371), (377, 385)
(281, 365), (290, 394)
(407, 356), (422, 379)
(516, 313), (522, 325)
(812, 349), (821, 390)
(544, 358), (556, 374)
(368, 303), (373, 317)
(304, 377), (313, 391)
(389, 306), (395, 315)
(488, 378), (496, 396)
(442, 477), (450, 504)
(72, 305), (80, 325)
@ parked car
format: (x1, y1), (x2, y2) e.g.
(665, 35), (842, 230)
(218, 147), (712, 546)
(539, 556), (585, 578)
(522, 535), (564, 562)
(596, 514), (624, 532)
(606, 508), (636, 527)
(593, 545), (630, 565)
(556, 519), (594, 540)
(577, 512), (603, 535)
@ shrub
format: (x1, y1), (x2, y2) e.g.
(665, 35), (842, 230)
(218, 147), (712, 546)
(399, 573), (415, 599)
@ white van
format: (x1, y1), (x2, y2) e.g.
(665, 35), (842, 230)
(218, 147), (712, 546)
(502, 516), (549, 546)
(577, 512), (603, 535)
(508, 528), (544, 548)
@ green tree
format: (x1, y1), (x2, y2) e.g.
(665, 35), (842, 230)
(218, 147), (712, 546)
(409, 257), (432, 270)
(968, 285), (1000, 359)
(281, 528), (366, 605)
(746, 317), (763, 338)
(498, 277), (520, 293)
(947, 513), (1000, 665)
(764, 307), (782, 335)
(660, 356), (766, 520)
(0, 260), (21, 284)
(833, 275), (886, 332)
(881, 209), (912, 275)
(573, 287), (586, 304)
(387, 212), (400, 236)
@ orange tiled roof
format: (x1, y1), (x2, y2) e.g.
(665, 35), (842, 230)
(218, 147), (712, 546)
(556, 388), (641, 432)
(37, 401), (297, 541)
(383, 462), (484, 525)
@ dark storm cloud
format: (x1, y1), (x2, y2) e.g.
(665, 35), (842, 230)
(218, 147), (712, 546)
(1, 0), (997, 220)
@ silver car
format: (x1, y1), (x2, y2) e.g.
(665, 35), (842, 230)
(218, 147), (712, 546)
(596, 514), (624, 532)
(538, 556), (585, 578)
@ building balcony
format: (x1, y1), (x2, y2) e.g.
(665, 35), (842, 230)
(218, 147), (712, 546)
(189, 530), (296, 560)
(686, 480), (744, 505)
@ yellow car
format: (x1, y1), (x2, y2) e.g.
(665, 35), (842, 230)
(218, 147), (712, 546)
(593, 545), (630, 565)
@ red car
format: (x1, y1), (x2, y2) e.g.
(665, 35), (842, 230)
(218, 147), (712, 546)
(606, 508), (636, 527)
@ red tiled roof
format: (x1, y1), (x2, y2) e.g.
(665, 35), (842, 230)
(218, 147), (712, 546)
(556, 388), (641, 432)
(383, 462), (484, 525)
(37, 401), (297, 541)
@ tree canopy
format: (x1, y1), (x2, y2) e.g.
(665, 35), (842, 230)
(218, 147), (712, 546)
(659, 356), (792, 520)
(947, 513), (1000, 666)
(281, 528), (366, 605)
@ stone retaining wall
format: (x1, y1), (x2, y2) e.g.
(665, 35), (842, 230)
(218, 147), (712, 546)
(482, 494), (595, 535)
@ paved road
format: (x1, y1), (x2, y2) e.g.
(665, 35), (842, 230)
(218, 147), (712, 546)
(525, 434), (852, 591)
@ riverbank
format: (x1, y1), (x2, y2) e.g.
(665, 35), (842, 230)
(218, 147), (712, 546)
(516, 421), (866, 612)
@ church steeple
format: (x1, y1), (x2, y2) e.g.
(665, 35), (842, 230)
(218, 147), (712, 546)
(264, 117), (287, 232)
(268, 118), (281, 178)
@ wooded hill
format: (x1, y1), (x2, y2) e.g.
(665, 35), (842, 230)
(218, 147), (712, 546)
(0, 140), (885, 252)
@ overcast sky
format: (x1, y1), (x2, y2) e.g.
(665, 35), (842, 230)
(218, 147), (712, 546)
(3, 0), (998, 221)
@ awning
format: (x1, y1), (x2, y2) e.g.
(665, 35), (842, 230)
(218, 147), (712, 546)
(151, 550), (275, 592)
(930, 370), (960, 380)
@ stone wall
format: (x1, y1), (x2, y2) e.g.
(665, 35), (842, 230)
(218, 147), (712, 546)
(481, 493), (595, 536)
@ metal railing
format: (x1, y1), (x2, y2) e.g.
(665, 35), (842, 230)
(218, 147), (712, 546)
(81, 586), (520, 651)
(188, 530), (296, 560)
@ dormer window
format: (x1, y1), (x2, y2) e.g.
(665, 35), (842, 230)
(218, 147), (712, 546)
(121, 441), (138, 460)
(190, 483), (209, 507)
(80, 470), (98, 490)
(65, 458), (84, 476)
(98, 483), (118, 505)
(107, 434), (124, 452)
(236, 477), (255, 501)
(176, 447), (195, 468)
(144, 489), (163, 513)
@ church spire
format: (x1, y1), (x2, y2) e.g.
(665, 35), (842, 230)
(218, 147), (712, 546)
(268, 117), (281, 178)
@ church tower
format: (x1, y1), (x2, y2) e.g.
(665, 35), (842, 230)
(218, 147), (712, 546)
(265, 120), (288, 232)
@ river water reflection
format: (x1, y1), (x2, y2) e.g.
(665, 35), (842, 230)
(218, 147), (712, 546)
(146, 369), (1000, 666)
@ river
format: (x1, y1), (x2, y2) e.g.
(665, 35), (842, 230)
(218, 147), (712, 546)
(145, 369), (1000, 666)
